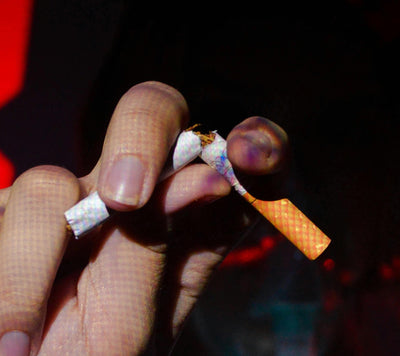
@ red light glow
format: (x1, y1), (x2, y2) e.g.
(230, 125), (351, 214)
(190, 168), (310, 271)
(0, 151), (15, 188)
(0, 0), (32, 187)
(0, 0), (33, 107)
(380, 263), (394, 281)
(391, 256), (400, 271)
(220, 235), (279, 268)
(339, 269), (355, 286)
(323, 258), (335, 272)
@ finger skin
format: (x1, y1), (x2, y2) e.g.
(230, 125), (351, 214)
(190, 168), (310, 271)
(97, 81), (189, 211)
(70, 115), (287, 354)
(39, 220), (167, 355)
(38, 164), (231, 355)
(0, 187), (10, 207)
(3, 113), (288, 355)
(0, 166), (80, 355)
(0, 187), (10, 227)
(154, 163), (231, 214)
(227, 116), (288, 175)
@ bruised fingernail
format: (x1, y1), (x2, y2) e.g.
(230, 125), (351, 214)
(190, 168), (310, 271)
(103, 155), (145, 208)
(241, 130), (272, 155)
(228, 131), (274, 174)
(0, 331), (30, 356)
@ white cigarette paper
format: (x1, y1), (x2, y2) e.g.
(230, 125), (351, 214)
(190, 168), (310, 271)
(65, 191), (108, 237)
(200, 132), (247, 195)
(65, 130), (202, 238)
(158, 130), (202, 181)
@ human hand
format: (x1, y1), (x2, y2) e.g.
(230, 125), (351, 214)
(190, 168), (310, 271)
(0, 81), (288, 355)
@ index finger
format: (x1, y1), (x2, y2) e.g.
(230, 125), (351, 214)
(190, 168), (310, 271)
(95, 81), (189, 211)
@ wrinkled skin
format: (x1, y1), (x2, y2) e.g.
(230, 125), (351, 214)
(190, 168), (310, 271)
(0, 82), (288, 355)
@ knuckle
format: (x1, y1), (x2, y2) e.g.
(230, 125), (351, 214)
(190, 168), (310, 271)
(130, 81), (184, 101)
(0, 287), (43, 312)
(0, 294), (43, 330)
(15, 165), (79, 197)
(120, 81), (189, 124)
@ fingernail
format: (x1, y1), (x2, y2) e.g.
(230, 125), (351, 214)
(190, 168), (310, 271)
(103, 155), (145, 207)
(0, 331), (30, 356)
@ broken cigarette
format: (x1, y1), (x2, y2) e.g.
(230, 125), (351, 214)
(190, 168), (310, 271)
(65, 127), (331, 260)
(199, 133), (331, 260)
(65, 130), (202, 238)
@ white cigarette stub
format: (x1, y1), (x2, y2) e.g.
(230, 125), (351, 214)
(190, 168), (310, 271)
(65, 191), (109, 238)
(172, 131), (202, 171)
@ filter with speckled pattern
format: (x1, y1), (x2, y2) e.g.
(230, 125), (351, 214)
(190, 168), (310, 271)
(200, 133), (330, 260)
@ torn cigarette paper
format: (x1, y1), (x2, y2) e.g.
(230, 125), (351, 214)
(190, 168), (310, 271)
(158, 130), (202, 181)
(200, 132), (247, 195)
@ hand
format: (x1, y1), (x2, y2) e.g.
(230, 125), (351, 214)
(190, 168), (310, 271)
(0, 81), (288, 355)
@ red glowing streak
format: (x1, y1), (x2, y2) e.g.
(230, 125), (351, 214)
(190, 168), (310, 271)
(0, 0), (33, 186)
(380, 264), (394, 281)
(0, 151), (15, 188)
(0, 0), (33, 107)
(323, 258), (335, 272)
(220, 235), (280, 268)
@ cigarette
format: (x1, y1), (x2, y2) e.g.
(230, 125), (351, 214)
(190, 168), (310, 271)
(65, 128), (331, 260)
(200, 133), (331, 260)
(65, 130), (202, 238)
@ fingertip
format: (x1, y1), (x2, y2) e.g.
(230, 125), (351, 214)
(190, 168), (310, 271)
(95, 81), (190, 212)
(227, 132), (273, 175)
(227, 116), (288, 175)
(125, 81), (190, 127)
(0, 331), (30, 356)
(13, 165), (81, 207)
(0, 165), (81, 356)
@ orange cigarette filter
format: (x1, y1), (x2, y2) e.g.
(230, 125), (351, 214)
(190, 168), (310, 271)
(199, 132), (331, 260)
(242, 192), (330, 260)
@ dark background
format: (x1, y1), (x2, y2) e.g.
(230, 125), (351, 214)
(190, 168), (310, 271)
(1, 0), (400, 354)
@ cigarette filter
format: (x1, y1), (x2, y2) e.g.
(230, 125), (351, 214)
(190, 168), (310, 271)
(200, 133), (330, 260)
